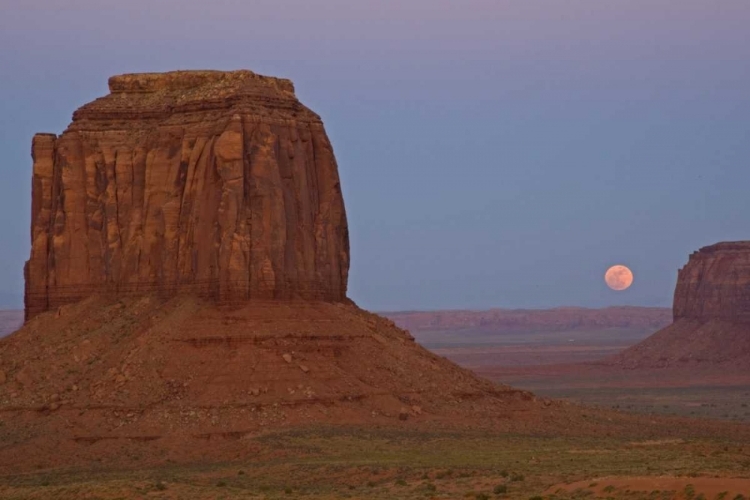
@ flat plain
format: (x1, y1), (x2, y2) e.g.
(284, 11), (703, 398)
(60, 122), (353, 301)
(411, 325), (750, 423)
(1, 426), (749, 499)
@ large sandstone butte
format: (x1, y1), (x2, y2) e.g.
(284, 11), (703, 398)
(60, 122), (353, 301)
(615, 242), (750, 369)
(25, 70), (349, 320)
(1, 70), (574, 472)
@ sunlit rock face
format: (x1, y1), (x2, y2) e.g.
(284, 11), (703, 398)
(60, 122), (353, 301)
(25, 70), (350, 320)
(673, 242), (750, 323)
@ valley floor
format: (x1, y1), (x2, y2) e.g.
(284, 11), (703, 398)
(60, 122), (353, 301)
(411, 327), (750, 423)
(1, 426), (749, 499)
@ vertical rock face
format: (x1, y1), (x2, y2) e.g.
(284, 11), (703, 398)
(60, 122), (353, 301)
(25, 70), (349, 320)
(673, 242), (750, 323)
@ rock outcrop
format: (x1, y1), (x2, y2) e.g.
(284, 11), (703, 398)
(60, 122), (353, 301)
(25, 71), (349, 320)
(614, 242), (750, 369)
(673, 242), (750, 323)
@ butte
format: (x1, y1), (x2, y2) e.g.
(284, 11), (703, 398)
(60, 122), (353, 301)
(613, 242), (750, 372)
(0, 70), (560, 471)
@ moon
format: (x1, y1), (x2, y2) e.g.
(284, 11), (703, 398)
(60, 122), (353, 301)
(605, 265), (634, 291)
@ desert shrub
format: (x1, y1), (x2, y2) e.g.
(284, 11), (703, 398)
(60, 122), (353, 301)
(216, 480), (227, 487)
(716, 492), (728, 500)
(494, 484), (508, 495)
(603, 485), (616, 493)
(395, 479), (407, 486)
(366, 481), (375, 488)
(511, 473), (525, 482)
(237, 470), (245, 476)
(436, 469), (453, 479)
(732, 495), (746, 500)
(529, 496), (543, 500)
(476, 494), (490, 500)
(285, 487), (293, 494)
(154, 481), (167, 491)
(500, 470), (509, 478)
(684, 484), (696, 500)
(695, 494), (706, 500)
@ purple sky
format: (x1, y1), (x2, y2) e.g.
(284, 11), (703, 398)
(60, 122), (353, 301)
(1, 0), (749, 310)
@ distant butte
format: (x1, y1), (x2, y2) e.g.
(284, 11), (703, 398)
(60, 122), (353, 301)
(673, 242), (750, 323)
(614, 242), (750, 369)
(25, 70), (349, 320)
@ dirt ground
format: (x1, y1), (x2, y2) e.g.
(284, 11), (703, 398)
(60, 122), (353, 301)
(1, 426), (749, 499)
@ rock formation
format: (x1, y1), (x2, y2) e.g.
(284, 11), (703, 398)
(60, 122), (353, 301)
(1, 70), (570, 472)
(673, 242), (750, 323)
(25, 70), (349, 320)
(614, 242), (750, 369)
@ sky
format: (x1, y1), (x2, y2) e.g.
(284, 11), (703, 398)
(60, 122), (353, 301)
(0, 0), (748, 311)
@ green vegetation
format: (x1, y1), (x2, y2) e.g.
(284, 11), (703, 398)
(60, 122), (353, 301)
(494, 484), (508, 495)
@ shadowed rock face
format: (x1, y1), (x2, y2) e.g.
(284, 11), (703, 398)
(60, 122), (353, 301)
(25, 70), (349, 320)
(673, 242), (750, 323)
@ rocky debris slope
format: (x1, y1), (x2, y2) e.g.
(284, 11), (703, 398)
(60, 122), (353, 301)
(386, 307), (671, 333)
(0, 296), (561, 471)
(25, 70), (349, 320)
(614, 242), (750, 369)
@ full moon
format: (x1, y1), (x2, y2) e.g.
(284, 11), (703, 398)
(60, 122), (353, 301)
(605, 265), (634, 291)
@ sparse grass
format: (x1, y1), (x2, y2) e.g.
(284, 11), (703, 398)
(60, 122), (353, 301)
(0, 426), (747, 499)
(684, 484), (696, 500)
(494, 484), (508, 495)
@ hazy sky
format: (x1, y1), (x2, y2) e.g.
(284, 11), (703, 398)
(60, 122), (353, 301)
(0, 0), (748, 311)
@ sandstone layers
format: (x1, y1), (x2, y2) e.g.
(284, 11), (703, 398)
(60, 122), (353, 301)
(25, 70), (349, 320)
(615, 242), (750, 369)
(673, 242), (750, 323)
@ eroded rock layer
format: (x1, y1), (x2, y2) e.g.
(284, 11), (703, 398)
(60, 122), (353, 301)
(673, 242), (750, 323)
(25, 71), (349, 320)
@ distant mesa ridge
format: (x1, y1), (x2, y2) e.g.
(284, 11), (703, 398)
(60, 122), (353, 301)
(24, 70), (350, 320)
(386, 306), (672, 333)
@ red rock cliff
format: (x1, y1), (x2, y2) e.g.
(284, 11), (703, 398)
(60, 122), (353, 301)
(25, 70), (349, 320)
(673, 242), (750, 323)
